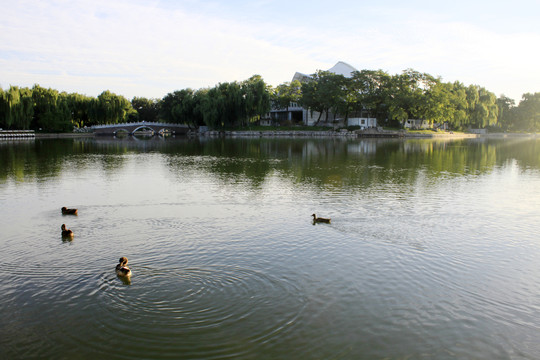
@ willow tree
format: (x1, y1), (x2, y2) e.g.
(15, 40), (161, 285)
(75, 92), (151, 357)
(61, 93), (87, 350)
(242, 75), (271, 126)
(32, 85), (73, 132)
(198, 80), (254, 129)
(1, 86), (34, 130)
(446, 82), (469, 129)
(198, 87), (221, 129)
(160, 89), (204, 129)
(0, 88), (5, 128)
(89, 90), (133, 125)
(220, 81), (245, 127)
(68, 93), (93, 128)
(496, 95), (516, 131)
(467, 86), (498, 128)
(515, 92), (540, 131)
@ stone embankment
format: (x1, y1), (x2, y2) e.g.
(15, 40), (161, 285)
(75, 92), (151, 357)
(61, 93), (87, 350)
(203, 129), (358, 137)
(200, 128), (478, 139)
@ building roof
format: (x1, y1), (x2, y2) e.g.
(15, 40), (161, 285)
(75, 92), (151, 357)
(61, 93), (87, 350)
(292, 61), (358, 82)
(327, 61), (357, 78)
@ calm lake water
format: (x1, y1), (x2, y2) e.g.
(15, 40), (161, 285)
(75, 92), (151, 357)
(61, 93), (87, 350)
(1, 135), (539, 359)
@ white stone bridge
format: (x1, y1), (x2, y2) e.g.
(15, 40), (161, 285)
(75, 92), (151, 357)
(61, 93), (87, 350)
(92, 122), (190, 136)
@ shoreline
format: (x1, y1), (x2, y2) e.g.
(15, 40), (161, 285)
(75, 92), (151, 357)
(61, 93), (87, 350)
(35, 132), (95, 139)
(27, 131), (539, 140)
(199, 130), (538, 139)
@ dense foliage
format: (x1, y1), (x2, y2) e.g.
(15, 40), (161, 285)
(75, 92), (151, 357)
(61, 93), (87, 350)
(0, 86), (134, 132)
(159, 75), (271, 130)
(272, 69), (539, 131)
(1, 69), (538, 132)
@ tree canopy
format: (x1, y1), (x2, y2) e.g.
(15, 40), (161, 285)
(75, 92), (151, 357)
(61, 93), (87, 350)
(0, 69), (538, 132)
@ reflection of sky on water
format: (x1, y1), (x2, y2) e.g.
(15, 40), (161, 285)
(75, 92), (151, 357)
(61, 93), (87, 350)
(1, 137), (540, 359)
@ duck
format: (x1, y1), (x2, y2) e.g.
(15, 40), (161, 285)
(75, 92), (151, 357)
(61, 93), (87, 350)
(116, 257), (132, 277)
(312, 214), (331, 223)
(61, 224), (74, 238)
(61, 207), (78, 215)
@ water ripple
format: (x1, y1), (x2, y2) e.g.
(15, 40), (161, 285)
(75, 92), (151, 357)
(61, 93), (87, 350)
(66, 265), (309, 358)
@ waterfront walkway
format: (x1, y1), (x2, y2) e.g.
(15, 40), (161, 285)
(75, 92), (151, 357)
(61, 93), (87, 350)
(0, 130), (35, 139)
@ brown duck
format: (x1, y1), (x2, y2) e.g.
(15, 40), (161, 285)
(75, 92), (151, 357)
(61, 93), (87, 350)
(116, 257), (132, 277)
(61, 207), (78, 215)
(312, 214), (331, 223)
(61, 224), (74, 238)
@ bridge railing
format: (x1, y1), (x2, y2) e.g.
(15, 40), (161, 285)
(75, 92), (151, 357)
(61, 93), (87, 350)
(91, 122), (188, 129)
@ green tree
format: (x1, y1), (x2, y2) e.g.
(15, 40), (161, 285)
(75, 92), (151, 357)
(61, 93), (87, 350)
(299, 70), (347, 124)
(385, 69), (432, 125)
(349, 69), (392, 121)
(273, 80), (302, 113)
(496, 95), (516, 131)
(198, 87), (221, 129)
(160, 89), (204, 129)
(514, 93), (540, 131)
(32, 85), (74, 132)
(446, 82), (469, 129)
(89, 90), (133, 125)
(242, 75), (271, 126)
(68, 93), (93, 128)
(0, 87), (5, 129)
(2, 86), (34, 130)
(468, 86), (498, 128)
(131, 97), (160, 122)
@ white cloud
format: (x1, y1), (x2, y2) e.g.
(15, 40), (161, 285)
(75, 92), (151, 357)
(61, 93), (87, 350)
(1, 0), (539, 101)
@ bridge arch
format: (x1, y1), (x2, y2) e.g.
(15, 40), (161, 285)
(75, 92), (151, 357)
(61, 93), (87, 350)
(131, 125), (156, 135)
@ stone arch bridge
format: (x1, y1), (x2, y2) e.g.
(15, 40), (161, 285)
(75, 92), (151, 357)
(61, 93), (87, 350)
(92, 122), (189, 136)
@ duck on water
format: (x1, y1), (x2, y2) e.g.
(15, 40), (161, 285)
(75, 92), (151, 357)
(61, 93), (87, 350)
(61, 224), (74, 238)
(116, 257), (132, 277)
(312, 214), (331, 224)
(61, 207), (78, 215)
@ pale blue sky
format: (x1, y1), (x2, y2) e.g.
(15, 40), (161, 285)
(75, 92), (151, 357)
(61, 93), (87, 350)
(1, 0), (539, 102)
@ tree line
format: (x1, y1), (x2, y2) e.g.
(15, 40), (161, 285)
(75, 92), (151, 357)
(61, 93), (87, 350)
(0, 85), (135, 132)
(1, 69), (538, 132)
(275, 69), (538, 131)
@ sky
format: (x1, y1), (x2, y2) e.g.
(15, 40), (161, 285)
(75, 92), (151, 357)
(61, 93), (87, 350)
(1, 0), (539, 102)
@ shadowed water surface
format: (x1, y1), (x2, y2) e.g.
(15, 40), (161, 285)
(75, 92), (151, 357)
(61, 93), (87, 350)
(1, 136), (539, 359)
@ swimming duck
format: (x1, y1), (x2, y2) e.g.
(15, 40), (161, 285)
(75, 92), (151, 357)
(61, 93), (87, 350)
(61, 207), (78, 215)
(61, 224), (74, 238)
(312, 214), (331, 223)
(116, 257), (132, 277)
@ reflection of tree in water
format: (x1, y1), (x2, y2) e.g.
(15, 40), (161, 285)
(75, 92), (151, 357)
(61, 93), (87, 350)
(0, 138), (132, 182)
(165, 137), (540, 192)
(1, 137), (538, 191)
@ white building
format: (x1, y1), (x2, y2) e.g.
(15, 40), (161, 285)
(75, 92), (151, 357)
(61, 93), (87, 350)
(269, 61), (377, 129)
(348, 117), (378, 129)
(403, 119), (430, 129)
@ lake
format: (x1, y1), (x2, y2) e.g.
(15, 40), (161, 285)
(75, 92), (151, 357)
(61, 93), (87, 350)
(1, 135), (539, 359)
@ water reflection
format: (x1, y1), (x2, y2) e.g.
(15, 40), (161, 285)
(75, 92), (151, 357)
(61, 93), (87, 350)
(1, 136), (538, 188)
(1, 136), (539, 359)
